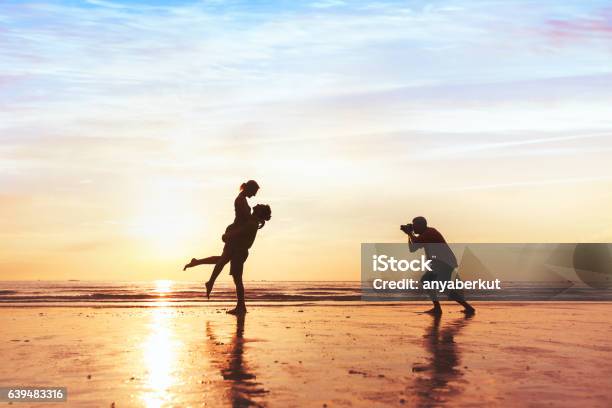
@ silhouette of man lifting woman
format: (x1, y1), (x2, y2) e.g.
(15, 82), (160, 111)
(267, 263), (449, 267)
(184, 180), (271, 315)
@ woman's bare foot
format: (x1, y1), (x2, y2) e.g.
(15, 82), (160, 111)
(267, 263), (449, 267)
(183, 258), (197, 271)
(205, 281), (213, 299)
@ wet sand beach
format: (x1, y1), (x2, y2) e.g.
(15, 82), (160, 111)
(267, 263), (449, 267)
(1, 302), (611, 407)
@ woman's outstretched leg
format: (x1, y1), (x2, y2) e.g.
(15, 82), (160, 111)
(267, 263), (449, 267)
(182, 253), (230, 298)
(183, 256), (221, 271)
(205, 253), (231, 298)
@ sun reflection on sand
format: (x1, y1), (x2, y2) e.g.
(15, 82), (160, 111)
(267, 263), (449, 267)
(154, 280), (173, 295)
(141, 306), (181, 408)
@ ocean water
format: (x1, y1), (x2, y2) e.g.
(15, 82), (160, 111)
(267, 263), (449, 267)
(0, 281), (361, 306)
(0, 281), (610, 306)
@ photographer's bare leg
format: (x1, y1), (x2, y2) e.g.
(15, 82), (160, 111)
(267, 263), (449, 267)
(421, 271), (442, 315)
(448, 290), (475, 315)
(426, 299), (443, 315)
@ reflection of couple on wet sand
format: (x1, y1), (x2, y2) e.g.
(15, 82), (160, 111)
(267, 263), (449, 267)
(184, 180), (271, 315)
(206, 315), (267, 407)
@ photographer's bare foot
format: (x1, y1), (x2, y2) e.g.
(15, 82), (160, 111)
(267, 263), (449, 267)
(423, 307), (442, 316)
(461, 306), (476, 316)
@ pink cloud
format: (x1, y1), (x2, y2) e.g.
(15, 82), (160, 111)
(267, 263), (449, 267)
(544, 7), (612, 44)
(0, 74), (28, 87)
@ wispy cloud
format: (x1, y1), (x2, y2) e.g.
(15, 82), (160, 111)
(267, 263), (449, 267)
(544, 6), (612, 42)
(440, 175), (612, 192)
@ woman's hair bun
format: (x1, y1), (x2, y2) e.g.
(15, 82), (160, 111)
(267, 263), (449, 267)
(240, 180), (259, 192)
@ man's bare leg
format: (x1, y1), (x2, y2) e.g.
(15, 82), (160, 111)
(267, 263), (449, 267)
(227, 259), (246, 315)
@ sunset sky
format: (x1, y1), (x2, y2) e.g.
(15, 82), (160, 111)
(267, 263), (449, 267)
(1, 0), (612, 281)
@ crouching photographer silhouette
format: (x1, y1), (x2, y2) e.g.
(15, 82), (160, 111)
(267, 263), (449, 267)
(401, 216), (475, 316)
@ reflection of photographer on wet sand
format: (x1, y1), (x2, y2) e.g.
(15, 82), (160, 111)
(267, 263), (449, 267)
(401, 216), (475, 316)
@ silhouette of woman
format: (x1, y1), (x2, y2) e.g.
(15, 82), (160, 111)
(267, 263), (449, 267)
(183, 180), (259, 296)
(185, 203), (272, 315)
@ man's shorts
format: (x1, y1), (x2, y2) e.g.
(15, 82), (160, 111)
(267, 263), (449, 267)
(229, 249), (249, 276)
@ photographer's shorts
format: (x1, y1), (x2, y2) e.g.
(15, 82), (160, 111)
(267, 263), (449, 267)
(420, 259), (454, 283)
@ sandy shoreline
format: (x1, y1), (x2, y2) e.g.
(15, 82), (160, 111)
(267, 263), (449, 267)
(1, 302), (611, 407)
